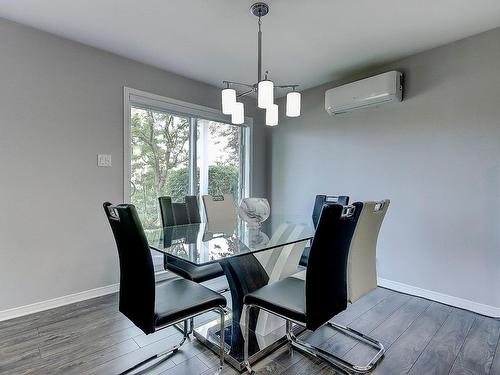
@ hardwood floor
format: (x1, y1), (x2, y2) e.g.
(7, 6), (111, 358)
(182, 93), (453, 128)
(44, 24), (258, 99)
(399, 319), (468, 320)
(1, 278), (499, 375)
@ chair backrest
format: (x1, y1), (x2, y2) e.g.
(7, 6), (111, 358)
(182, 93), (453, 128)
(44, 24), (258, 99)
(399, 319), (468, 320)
(347, 200), (390, 303)
(305, 202), (361, 330)
(312, 195), (350, 228)
(185, 196), (202, 223)
(103, 202), (156, 334)
(202, 194), (235, 224)
(158, 196), (201, 227)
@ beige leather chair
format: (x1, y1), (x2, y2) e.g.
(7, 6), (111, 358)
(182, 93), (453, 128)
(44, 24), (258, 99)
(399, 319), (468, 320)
(202, 194), (237, 230)
(347, 199), (390, 302)
(293, 199), (390, 304)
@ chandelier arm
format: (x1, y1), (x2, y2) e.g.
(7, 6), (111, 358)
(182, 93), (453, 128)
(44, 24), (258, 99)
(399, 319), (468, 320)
(223, 80), (256, 89)
(237, 89), (256, 98)
(275, 84), (300, 89)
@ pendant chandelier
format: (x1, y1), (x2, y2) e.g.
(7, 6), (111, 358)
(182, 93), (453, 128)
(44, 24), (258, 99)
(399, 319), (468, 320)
(221, 2), (301, 126)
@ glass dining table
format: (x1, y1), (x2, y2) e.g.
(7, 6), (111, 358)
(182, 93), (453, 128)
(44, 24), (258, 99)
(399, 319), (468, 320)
(146, 215), (314, 371)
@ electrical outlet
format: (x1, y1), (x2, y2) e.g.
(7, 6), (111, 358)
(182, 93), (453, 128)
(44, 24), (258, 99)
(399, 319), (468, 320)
(97, 154), (112, 167)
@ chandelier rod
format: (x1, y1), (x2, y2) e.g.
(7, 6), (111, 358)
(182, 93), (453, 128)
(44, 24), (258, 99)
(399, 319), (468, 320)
(258, 16), (262, 83)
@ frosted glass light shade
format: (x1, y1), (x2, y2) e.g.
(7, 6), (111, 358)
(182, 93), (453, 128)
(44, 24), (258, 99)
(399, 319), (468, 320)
(258, 80), (274, 109)
(266, 104), (278, 126)
(221, 88), (236, 115)
(231, 102), (244, 124)
(286, 91), (301, 117)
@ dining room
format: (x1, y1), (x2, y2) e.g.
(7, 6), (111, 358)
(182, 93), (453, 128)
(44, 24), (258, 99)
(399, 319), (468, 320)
(1, 1), (500, 375)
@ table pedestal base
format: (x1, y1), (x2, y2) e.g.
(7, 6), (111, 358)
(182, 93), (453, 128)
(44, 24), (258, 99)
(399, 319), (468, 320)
(194, 315), (305, 372)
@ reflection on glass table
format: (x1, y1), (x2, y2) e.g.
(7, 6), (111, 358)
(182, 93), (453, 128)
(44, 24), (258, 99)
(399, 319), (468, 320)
(146, 215), (314, 265)
(146, 215), (314, 371)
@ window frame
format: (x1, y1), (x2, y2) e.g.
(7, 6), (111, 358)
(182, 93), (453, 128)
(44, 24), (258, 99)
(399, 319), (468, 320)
(123, 86), (253, 204)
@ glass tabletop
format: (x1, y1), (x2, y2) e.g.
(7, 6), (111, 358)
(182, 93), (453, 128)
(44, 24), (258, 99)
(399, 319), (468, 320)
(146, 215), (314, 265)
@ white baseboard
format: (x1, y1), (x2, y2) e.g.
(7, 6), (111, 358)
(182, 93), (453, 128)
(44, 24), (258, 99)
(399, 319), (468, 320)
(378, 277), (500, 318)
(2, 276), (498, 323)
(0, 283), (119, 322)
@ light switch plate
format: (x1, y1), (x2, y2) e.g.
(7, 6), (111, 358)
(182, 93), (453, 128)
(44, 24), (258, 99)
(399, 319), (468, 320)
(97, 154), (112, 167)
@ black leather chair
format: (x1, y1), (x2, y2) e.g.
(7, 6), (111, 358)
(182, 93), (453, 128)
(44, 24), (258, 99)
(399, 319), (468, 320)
(158, 196), (225, 283)
(103, 202), (227, 374)
(159, 196), (201, 227)
(243, 203), (385, 374)
(299, 195), (350, 267)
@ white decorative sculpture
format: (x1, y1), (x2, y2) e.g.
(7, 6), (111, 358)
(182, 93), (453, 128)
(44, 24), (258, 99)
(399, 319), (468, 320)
(238, 198), (270, 228)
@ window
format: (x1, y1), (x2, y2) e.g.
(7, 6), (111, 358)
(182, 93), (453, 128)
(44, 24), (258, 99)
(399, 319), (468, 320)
(124, 87), (251, 228)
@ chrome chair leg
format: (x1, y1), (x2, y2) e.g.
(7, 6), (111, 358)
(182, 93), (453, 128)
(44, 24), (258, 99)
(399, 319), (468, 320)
(174, 319), (192, 336)
(242, 303), (384, 375)
(325, 321), (385, 372)
(286, 320), (384, 374)
(243, 304), (255, 374)
(217, 307), (226, 374)
(286, 322), (351, 375)
(120, 319), (189, 375)
(120, 307), (228, 375)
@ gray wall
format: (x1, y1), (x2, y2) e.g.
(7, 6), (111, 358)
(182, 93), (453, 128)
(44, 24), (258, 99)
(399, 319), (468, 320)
(0, 19), (267, 311)
(271, 28), (500, 308)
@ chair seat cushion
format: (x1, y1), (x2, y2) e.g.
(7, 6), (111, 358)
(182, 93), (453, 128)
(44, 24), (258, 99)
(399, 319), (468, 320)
(154, 278), (226, 328)
(166, 256), (225, 283)
(244, 277), (306, 323)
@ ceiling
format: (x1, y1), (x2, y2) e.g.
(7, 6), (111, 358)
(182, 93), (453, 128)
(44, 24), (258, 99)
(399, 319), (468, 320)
(1, 0), (500, 92)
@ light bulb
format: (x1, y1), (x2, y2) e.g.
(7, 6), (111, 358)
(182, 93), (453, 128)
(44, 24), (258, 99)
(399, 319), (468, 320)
(286, 91), (301, 117)
(258, 80), (274, 109)
(231, 102), (244, 124)
(221, 88), (236, 115)
(266, 104), (278, 126)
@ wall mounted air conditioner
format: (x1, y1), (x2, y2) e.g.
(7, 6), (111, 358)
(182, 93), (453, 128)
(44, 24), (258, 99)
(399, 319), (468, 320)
(325, 71), (403, 115)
